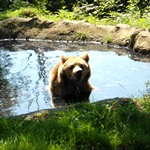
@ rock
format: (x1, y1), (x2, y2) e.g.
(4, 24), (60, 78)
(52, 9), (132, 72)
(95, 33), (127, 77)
(0, 17), (150, 54)
(111, 24), (138, 46)
(134, 30), (150, 53)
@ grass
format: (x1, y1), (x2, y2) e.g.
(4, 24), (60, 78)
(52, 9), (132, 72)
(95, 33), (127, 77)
(0, 97), (150, 150)
(99, 12), (150, 29)
(74, 31), (88, 41)
(104, 35), (112, 44)
(0, 6), (150, 29)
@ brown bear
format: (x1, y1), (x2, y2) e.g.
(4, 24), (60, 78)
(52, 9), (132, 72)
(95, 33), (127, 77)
(48, 53), (93, 108)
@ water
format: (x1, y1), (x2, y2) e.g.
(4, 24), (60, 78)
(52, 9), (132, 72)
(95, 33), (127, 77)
(0, 41), (150, 116)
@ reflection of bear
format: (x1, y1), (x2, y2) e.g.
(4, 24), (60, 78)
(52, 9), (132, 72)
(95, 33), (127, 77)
(49, 53), (93, 108)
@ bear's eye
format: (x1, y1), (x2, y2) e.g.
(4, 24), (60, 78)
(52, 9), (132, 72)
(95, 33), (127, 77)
(79, 64), (84, 69)
(68, 65), (74, 70)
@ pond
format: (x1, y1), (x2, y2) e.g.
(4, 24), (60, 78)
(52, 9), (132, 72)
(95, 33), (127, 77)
(0, 40), (150, 116)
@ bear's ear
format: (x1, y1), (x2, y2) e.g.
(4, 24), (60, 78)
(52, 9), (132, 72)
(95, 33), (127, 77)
(61, 55), (68, 63)
(81, 53), (89, 63)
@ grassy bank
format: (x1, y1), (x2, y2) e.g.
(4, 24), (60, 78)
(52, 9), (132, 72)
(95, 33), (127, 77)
(0, 6), (150, 29)
(0, 97), (150, 149)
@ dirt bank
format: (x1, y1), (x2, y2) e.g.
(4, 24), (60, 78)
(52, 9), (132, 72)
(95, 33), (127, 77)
(0, 17), (150, 56)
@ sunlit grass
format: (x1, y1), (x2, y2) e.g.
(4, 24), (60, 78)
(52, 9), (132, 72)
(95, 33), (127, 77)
(0, 7), (39, 20)
(99, 12), (150, 29)
(0, 6), (150, 29)
(0, 97), (150, 149)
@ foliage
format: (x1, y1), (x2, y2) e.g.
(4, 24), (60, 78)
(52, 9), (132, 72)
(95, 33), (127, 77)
(0, 5), (149, 29)
(0, 98), (150, 149)
(0, 0), (29, 12)
(0, 0), (150, 17)
(0, 0), (150, 29)
(0, 7), (43, 20)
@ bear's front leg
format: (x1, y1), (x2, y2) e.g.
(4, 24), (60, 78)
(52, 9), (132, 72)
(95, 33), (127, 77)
(50, 91), (68, 108)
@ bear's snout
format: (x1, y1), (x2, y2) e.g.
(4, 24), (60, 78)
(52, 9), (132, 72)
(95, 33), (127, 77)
(73, 65), (83, 81)
(75, 70), (82, 80)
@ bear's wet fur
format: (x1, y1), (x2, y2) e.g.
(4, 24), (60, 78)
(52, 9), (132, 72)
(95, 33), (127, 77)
(48, 53), (93, 108)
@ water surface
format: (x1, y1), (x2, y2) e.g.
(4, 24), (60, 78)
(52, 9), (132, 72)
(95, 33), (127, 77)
(0, 41), (150, 116)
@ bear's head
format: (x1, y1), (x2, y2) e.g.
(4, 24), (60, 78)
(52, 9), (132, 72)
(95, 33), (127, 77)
(59, 53), (91, 82)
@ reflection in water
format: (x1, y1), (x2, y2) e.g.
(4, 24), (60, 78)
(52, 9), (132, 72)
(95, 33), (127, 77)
(0, 50), (17, 116)
(0, 42), (150, 116)
(0, 49), (51, 116)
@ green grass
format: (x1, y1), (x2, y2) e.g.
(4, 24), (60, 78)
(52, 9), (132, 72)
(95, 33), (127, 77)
(0, 7), (39, 20)
(0, 6), (150, 29)
(99, 12), (150, 29)
(0, 97), (150, 150)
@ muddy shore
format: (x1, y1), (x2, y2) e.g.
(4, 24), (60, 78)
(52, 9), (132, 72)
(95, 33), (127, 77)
(0, 17), (150, 56)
